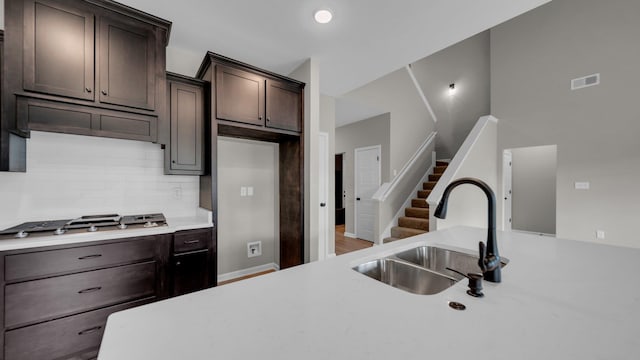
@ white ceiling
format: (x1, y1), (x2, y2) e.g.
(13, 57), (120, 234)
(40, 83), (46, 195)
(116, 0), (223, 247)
(119, 0), (549, 96)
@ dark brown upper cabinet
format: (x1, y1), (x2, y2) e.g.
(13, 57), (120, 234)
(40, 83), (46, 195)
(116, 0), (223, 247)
(202, 54), (303, 134)
(165, 73), (206, 175)
(266, 79), (302, 132)
(1, 0), (171, 169)
(98, 15), (156, 111)
(23, 0), (95, 102)
(215, 65), (265, 126)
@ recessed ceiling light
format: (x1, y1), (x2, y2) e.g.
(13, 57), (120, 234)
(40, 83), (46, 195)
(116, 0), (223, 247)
(314, 9), (333, 24)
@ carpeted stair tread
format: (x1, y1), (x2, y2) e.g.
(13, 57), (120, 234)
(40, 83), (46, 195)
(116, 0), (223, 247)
(391, 226), (427, 239)
(436, 161), (449, 166)
(405, 207), (429, 218)
(411, 198), (428, 208)
(398, 217), (429, 231)
(434, 165), (448, 174)
(417, 189), (431, 198)
(423, 181), (437, 190)
(428, 173), (442, 182)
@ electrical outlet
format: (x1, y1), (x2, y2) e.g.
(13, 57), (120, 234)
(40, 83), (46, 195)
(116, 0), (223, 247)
(596, 230), (605, 240)
(172, 187), (182, 199)
(240, 187), (247, 197)
(247, 186), (254, 196)
(247, 241), (262, 258)
(575, 182), (590, 190)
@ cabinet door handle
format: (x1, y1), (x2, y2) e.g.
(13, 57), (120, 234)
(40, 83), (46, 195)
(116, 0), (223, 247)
(85, 87), (92, 93)
(101, 90), (108, 96)
(258, 116), (263, 120)
(78, 254), (102, 260)
(184, 239), (200, 244)
(78, 286), (102, 294)
(175, 261), (181, 266)
(266, 117), (271, 122)
(320, 202), (326, 207)
(78, 326), (102, 336)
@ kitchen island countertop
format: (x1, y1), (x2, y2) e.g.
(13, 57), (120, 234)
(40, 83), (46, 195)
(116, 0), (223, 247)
(98, 226), (640, 360)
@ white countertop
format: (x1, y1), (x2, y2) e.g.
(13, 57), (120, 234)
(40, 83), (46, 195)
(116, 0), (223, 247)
(0, 210), (213, 251)
(98, 227), (640, 360)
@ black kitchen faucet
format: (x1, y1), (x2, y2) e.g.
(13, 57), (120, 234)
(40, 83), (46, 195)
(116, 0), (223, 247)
(434, 177), (502, 283)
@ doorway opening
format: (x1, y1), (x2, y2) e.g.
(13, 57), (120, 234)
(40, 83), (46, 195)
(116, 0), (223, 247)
(503, 145), (557, 235)
(335, 153), (345, 226)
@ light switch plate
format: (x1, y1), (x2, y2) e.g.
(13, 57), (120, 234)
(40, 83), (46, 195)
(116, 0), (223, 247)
(240, 187), (247, 197)
(596, 230), (605, 239)
(575, 182), (590, 190)
(247, 186), (254, 196)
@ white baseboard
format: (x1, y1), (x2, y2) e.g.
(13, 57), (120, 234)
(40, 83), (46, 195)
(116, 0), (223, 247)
(343, 232), (357, 238)
(218, 263), (279, 283)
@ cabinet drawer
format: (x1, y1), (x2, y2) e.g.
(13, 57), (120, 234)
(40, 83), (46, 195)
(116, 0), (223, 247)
(173, 228), (210, 253)
(5, 261), (156, 328)
(5, 237), (157, 281)
(4, 298), (151, 360)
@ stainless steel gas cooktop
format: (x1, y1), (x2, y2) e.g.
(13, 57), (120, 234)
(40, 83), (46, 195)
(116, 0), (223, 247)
(0, 213), (167, 239)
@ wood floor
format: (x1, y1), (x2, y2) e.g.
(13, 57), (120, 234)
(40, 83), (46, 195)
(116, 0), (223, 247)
(218, 269), (276, 286)
(335, 224), (373, 255)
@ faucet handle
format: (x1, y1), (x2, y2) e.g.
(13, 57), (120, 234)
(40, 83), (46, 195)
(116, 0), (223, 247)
(478, 241), (487, 272)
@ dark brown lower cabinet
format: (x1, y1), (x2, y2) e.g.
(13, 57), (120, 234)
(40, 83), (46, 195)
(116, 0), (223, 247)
(171, 228), (215, 296)
(0, 227), (214, 359)
(172, 250), (209, 296)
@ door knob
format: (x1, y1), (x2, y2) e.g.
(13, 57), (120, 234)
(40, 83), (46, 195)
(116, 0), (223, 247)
(320, 203), (326, 207)
(356, 197), (361, 201)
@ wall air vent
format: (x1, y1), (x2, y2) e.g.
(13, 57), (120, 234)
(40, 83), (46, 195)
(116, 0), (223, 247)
(571, 73), (600, 90)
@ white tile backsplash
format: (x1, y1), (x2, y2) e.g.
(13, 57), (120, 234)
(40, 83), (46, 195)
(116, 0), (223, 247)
(0, 131), (200, 228)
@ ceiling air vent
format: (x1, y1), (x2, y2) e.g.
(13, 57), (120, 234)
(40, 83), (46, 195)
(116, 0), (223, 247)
(571, 73), (600, 90)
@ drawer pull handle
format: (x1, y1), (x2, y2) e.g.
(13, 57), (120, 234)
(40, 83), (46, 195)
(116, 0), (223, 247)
(78, 286), (102, 294)
(78, 254), (102, 260)
(184, 239), (200, 244)
(78, 326), (102, 336)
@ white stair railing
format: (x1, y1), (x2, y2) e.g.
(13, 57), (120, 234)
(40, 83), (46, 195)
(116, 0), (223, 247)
(372, 131), (437, 244)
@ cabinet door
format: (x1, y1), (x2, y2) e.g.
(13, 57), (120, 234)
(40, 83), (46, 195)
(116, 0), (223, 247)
(266, 79), (302, 132)
(169, 80), (204, 172)
(98, 15), (155, 110)
(23, 0), (95, 101)
(172, 250), (209, 297)
(216, 65), (264, 126)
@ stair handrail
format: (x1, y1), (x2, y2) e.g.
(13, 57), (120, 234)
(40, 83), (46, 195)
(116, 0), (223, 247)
(373, 131), (437, 202)
(426, 115), (498, 212)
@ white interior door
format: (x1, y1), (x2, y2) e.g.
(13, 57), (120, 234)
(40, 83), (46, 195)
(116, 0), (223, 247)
(355, 145), (381, 242)
(318, 132), (329, 260)
(503, 150), (513, 231)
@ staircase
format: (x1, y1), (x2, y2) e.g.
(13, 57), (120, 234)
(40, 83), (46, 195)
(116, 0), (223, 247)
(384, 161), (449, 243)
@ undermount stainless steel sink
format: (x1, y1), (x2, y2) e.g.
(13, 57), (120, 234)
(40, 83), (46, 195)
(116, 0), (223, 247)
(353, 246), (509, 295)
(394, 246), (509, 281)
(353, 258), (457, 295)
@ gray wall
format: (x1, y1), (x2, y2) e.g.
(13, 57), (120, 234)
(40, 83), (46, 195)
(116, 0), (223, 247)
(335, 113), (391, 235)
(511, 146), (557, 234)
(492, 0), (640, 246)
(341, 68), (435, 177)
(410, 31), (491, 160)
(217, 137), (279, 275)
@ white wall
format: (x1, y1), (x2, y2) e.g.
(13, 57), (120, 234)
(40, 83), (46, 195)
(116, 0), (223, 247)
(319, 95), (336, 255)
(410, 31), (491, 160)
(0, 131), (199, 229)
(511, 145), (557, 234)
(217, 137), (278, 275)
(341, 68), (435, 178)
(491, 0), (640, 247)
(335, 113), (391, 235)
(432, 118), (498, 231)
(289, 59), (320, 262)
